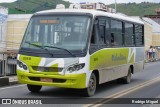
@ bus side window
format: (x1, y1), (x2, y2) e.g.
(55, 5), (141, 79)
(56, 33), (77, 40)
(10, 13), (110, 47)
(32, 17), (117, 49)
(89, 20), (99, 54)
(135, 24), (144, 46)
(111, 19), (123, 47)
(111, 33), (115, 46)
(105, 19), (110, 46)
(96, 17), (111, 47)
(98, 20), (106, 45)
(91, 25), (96, 44)
(99, 25), (105, 44)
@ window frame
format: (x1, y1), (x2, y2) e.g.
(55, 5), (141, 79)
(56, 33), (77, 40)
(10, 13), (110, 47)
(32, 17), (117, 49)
(134, 24), (144, 47)
(110, 18), (123, 47)
(89, 15), (144, 54)
(124, 22), (135, 47)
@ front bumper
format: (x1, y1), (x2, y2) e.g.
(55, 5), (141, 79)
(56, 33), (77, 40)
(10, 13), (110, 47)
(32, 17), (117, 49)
(17, 70), (86, 89)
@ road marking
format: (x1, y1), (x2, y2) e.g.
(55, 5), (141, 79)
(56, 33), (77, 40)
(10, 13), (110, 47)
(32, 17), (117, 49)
(83, 76), (160, 107)
(0, 84), (26, 90)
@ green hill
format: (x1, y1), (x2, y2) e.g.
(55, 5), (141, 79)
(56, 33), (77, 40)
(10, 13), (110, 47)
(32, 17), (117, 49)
(0, 0), (70, 14)
(108, 2), (160, 16)
(0, 1), (159, 16)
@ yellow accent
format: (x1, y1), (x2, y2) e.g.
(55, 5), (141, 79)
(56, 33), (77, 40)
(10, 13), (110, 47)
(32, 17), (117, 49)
(19, 55), (60, 75)
(17, 70), (86, 89)
(19, 55), (41, 66)
(90, 48), (129, 70)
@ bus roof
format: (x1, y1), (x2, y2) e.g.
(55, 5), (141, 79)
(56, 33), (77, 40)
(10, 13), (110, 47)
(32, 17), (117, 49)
(35, 9), (144, 25)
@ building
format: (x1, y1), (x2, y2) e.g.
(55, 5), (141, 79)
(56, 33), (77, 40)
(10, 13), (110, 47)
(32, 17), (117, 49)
(131, 16), (153, 51)
(143, 19), (153, 51)
(6, 14), (32, 51)
(144, 8), (160, 25)
(0, 6), (8, 59)
(0, 14), (32, 76)
(142, 17), (160, 59)
(142, 17), (160, 47)
(0, 6), (8, 76)
(69, 2), (116, 13)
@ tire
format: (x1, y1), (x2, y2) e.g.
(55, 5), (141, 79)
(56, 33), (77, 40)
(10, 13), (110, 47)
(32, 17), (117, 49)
(83, 73), (97, 97)
(123, 67), (132, 84)
(27, 84), (42, 93)
(117, 67), (132, 84)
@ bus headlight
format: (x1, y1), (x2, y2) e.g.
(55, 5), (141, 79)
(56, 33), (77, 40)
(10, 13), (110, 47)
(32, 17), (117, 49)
(67, 63), (85, 73)
(17, 60), (28, 71)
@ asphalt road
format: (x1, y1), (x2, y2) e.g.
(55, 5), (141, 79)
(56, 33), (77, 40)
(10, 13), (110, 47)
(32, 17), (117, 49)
(0, 62), (160, 107)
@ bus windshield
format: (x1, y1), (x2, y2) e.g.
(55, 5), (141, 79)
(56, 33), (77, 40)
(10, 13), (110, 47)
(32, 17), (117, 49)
(20, 15), (91, 56)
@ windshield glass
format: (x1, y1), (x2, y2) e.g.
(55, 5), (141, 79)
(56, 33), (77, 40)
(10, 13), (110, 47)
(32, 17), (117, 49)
(20, 15), (91, 53)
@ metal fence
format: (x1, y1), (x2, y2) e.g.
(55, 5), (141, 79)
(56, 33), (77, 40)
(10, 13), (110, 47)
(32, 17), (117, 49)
(0, 53), (17, 77)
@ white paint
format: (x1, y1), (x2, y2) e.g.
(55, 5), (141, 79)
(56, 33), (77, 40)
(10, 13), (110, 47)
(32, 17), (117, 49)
(128, 48), (136, 62)
(46, 58), (64, 68)
(38, 58), (46, 66)
(36, 9), (144, 24)
(0, 85), (25, 90)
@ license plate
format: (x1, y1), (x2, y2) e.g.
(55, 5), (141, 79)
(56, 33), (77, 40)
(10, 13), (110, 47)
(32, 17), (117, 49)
(40, 78), (52, 82)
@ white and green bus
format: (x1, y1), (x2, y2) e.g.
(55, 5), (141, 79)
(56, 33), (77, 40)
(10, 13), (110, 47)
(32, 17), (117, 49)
(17, 8), (144, 97)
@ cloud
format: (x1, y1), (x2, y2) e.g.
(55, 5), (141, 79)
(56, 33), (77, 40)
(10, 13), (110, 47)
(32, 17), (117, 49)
(0, 0), (16, 3)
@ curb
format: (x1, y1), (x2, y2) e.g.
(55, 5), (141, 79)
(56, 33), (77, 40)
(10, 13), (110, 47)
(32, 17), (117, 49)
(9, 81), (19, 86)
(0, 76), (18, 87)
(0, 77), (9, 86)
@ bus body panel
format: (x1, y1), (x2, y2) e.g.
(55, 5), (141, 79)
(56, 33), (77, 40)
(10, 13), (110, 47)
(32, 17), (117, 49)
(17, 54), (90, 89)
(17, 47), (144, 88)
(17, 70), (86, 88)
(90, 47), (144, 84)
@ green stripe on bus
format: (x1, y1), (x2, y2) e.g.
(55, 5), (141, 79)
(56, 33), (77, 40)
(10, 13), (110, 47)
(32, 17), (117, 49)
(90, 48), (133, 70)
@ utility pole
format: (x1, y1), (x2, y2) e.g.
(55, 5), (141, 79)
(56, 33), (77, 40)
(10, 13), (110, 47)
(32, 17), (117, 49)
(115, 0), (117, 13)
(18, 0), (20, 9)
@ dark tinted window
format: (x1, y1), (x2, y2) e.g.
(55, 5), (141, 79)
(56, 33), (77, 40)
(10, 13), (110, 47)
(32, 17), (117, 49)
(111, 20), (123, 46)
(125, 23), (134, 46)
(98, 20), (106, 44)
(135, 25), (143, 46)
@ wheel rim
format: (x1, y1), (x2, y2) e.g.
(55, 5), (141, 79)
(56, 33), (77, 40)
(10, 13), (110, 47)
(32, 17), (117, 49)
(89, 77), (96, 92)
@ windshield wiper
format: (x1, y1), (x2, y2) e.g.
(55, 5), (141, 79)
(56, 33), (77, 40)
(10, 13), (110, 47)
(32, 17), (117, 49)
(44, 45), (76, 57)
(25, 41), (54, 57)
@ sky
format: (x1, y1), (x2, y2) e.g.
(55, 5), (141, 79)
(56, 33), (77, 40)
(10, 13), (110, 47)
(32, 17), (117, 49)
(0, 0), (159, 4)
(0, 0), (16, 3)
(64, 0), (160, 4)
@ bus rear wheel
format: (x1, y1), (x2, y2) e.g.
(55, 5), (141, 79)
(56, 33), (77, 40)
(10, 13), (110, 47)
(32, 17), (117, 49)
(27, 84), (42, 93)
(117, 67), (132, 84)
(83, 73), (96, 97)
(123, 67), (132, 84)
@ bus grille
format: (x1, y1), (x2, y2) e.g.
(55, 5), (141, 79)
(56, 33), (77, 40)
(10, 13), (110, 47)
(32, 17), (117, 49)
(28, 77), (66, 83)
(32, 66), (63, 72)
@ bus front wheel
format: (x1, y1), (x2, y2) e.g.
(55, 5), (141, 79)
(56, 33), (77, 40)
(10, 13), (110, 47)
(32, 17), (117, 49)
(27, 84), (42, 93)
(83, 73), (97, 97)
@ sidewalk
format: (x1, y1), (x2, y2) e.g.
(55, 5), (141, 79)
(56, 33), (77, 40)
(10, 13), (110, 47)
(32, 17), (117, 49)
(0, 75), (18, 87)
(145, 58), (160, 63)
